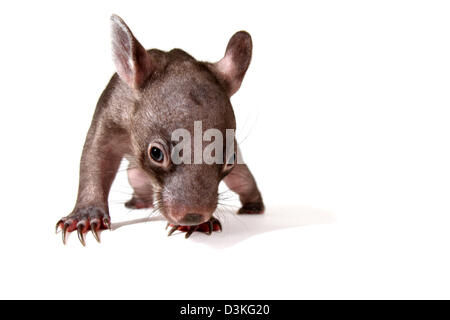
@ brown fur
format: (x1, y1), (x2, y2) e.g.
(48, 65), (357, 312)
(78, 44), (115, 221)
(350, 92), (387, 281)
(58, 15), (264, 240)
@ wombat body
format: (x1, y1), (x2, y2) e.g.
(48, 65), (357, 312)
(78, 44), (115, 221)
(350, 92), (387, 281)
(56, 15), (264, 245)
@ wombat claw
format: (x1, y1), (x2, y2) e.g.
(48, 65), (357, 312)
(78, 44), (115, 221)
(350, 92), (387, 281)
(56, 208), (111, 246)
(167, 217), (222, 238)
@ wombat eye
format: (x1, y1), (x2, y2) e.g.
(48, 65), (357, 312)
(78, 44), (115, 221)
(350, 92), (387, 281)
(148, 142), (170, 168)
(150, 147), (164, 162)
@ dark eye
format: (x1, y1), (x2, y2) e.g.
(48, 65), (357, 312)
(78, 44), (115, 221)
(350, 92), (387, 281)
(150, 147), (164, 162)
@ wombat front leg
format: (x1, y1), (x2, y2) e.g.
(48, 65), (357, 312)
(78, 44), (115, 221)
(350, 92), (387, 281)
(125, 164), (154, 209)
(224, 162), (265, 214)
(56, 124), (127, 246)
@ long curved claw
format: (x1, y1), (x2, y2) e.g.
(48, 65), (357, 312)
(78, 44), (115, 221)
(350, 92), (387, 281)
(55, 221), (62, 234)
(205, 220), (212, 235)
(91, 222), (100, 243)
(168, 225), (178, 236)
(77, 225), (86, 247)
(214, 218), (222, 232)
(103, 218), (111, 230)
(185, 226), (199, 239)
(62, 223), (69, 245)
(165, 222), (170, 230)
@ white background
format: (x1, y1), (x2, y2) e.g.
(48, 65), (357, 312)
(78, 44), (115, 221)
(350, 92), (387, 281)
(0, 0), (449, 299)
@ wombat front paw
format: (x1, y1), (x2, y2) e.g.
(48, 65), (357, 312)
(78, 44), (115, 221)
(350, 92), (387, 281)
(238, 202), (265, 214)
(55, 206), (111, 246)
(166, 217), (222, 239)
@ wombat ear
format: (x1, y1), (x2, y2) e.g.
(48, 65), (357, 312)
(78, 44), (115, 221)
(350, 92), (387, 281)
(110, 14), (154, 89)
(210, 31), (252, 97)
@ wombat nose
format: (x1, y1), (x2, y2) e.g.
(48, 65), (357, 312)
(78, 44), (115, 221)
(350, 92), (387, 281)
(179, 213), (203, 225)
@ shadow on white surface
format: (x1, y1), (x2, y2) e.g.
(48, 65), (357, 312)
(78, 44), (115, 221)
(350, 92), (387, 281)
(111, 215), (166, 230)
(189, 204), (335, 248)
(110, 205), (335, 249)
(77, 216), (164, 243)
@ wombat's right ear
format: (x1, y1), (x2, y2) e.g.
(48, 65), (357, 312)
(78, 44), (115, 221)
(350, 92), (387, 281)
(209, 31), (253, 97)
(110, 15), (154, 89)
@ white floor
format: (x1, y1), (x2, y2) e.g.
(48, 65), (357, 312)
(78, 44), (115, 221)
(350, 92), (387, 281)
(2, 164), (450, 299)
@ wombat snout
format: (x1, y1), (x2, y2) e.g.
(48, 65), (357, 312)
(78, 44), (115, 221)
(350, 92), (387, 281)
(179, 213), (204, 226)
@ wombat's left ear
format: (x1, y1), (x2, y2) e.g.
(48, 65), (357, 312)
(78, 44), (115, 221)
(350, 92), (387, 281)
(110, 14), (154, 89)
(209, 31), (253, 97)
